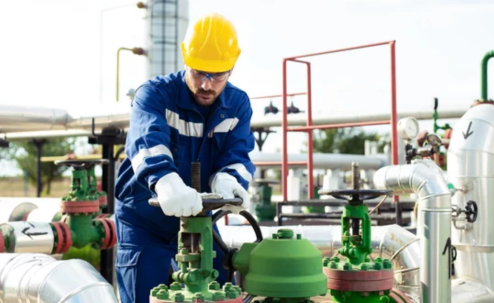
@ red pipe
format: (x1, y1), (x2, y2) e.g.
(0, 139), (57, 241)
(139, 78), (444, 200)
(285, 41), (391, 60)
(282, 59), (289, 201)
(389, 41), (399, 204)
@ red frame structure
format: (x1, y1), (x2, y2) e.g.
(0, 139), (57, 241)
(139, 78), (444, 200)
(279, 41), (399, 201)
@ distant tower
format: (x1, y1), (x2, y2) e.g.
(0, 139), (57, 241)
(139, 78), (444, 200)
(145, 0), (189, 78)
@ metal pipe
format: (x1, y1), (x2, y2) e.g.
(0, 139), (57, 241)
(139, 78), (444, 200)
(0, 253), (118, 302)
(481, 51), (494, 101)
(218, 224), (420, 299)
(0, 221), (54, 254)
(0, 105), (468, 136)
(448, 103), (494, 301)
(116, 47), (145, 101)
(250, 152), (386, 170)
(373, 159), (452, 303)
(0, 201), (38, 222)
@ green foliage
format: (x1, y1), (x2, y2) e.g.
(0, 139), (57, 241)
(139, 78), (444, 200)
(311, 127), (388, 154)
(9, 138), (76, 195)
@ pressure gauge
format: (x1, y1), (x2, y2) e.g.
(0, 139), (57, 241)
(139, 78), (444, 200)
(397, 117), (420, 140)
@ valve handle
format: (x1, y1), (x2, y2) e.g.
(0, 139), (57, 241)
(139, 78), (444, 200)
(318, 189), (392, 204)
(465, 200), (478, 223)
(55, 159), (109, 170)
(148, 196), (243, 212)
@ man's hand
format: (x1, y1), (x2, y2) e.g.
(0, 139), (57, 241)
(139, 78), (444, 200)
(155, 172), (203, 217)
(211, 172), (250, 214)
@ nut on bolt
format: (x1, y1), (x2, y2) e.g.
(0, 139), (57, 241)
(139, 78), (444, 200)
(212, 291), (225, 301)
(170, 282), (182, 291)
(174, 292), (185, 302)
(322, 257), (330, 266)
(157, 289), (169, 300)
(208, 281), (221, 291)
(193, 293), (205, 303)
(383, 259), (392, 269)
(343, 263), (352, 271)
(150, 287), (160, 297)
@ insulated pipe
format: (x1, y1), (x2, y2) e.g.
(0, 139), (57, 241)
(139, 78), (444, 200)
(218, 224), (420, 300)
(0, 105), (469, 135)
(373, 159), (452, 303)
(0, 221), (54, 254)
(448, 103), (494, 302)
(0, 253), (118, 303)
(481, 51), (494, 101)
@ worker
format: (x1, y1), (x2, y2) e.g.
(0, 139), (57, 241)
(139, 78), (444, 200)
(114, 13), (256, 303)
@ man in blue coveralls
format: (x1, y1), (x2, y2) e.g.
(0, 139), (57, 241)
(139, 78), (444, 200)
(114, 13), (256, 303)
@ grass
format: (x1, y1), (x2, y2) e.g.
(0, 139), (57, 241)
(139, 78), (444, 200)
(0, 176), (74, 197)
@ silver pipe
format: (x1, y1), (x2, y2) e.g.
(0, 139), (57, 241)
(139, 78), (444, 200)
(250, 152), (386, 170)
(218, 224), (420, 298)
(0, 221), (54, 254)
(0, 253), (118, 303)
(0, 105), (467, 135)
(0, 201), (37, 222)
(373, 159), (452, 303)
(448, 103), (494, 301)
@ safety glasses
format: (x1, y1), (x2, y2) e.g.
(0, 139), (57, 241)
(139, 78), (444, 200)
(190, 68), (231, 83)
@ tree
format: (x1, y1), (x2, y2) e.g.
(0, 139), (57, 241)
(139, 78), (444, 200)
(310, 127), (388, 154)
(10, 138), (76, 195)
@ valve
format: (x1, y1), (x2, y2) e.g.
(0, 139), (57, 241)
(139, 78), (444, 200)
(319, 163), (401, 303)
(252, 178), (279, 222)
(452, 200), (478, 230)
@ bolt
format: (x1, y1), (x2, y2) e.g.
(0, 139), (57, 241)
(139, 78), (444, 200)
(213, 291), (225, 301)
(157, 289), (169, 300)
(277, 229), (294, 239)
(374, 257), (382, 263)
(174, 292), (185, 302)
(193, 293), (205, 303)
(383, 259), (392, 269)
(330, 261), (338, 269)
(223, 282), (233, 292)
(232, 286), (242, 296)
(296, 234), (302, 239)
(209, 281), (221, 291)
(226, 290), (237, 299)
(330, 257), (340, 263)
(170, 282), (182, 291)
(343, 263), (352, 271)
(150, 287), (160, 297)
(360, 264), (369, 271)
(322, 257), (330, 266)
(374, 262), (382, 270)
(158, 284), (168, 290)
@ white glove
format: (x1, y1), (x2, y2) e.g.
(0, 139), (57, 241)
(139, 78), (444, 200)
(155, 172), (203, 217)
(211, 173), (250, 214)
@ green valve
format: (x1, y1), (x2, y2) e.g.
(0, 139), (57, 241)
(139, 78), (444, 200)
(234, 228), (327, 298)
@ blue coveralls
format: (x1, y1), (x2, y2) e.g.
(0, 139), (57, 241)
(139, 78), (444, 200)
(114, 70), (256, 303)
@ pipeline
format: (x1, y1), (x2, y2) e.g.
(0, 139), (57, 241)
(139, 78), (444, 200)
(447, 103), (494, 302)
(373, 159), (451, 303)
(218, 223), (420, 301)
(481, 50), (494, 101)
(0, 253), (118, 303)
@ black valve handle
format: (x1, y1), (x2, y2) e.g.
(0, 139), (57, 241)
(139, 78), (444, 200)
(212, 209), (263, 283)
(55, 159), (109, 170)
(148, 197), (243, 212)
(465, 200), (478, 223)
(319, 189), (392, 204)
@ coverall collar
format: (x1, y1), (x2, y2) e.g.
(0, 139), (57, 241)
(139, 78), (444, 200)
(177, 70), (232, 111)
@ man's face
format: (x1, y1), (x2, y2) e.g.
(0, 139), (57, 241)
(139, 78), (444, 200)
(185, 66), (232, 106)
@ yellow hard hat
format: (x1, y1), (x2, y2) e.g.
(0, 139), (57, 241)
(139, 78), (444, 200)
(181, 13), (241, 73)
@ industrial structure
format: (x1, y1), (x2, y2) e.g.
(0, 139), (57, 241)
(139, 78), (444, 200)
(0, 1), (493, 302)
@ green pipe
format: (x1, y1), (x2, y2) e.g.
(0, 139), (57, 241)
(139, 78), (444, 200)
(481, 51), (494, 101)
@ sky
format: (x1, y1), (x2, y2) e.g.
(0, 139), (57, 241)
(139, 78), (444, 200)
(0, 0), (493, 175)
